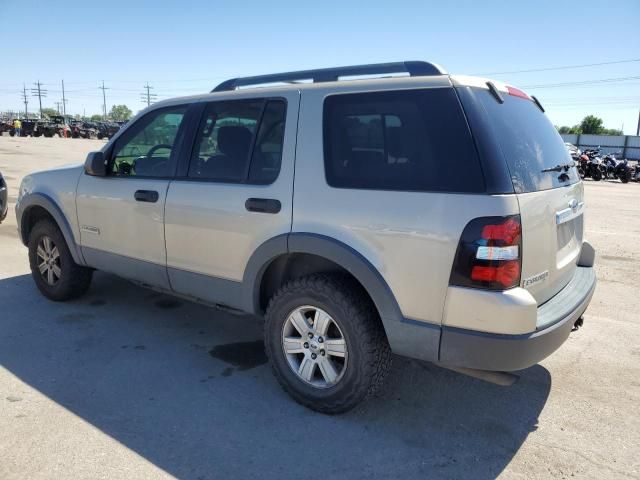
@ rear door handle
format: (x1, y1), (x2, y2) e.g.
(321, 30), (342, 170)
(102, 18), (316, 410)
(245, 198), (281, 214)
(134, 190), (159, 203)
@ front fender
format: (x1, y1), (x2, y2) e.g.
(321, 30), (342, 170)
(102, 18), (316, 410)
(16, 192), (85, 265)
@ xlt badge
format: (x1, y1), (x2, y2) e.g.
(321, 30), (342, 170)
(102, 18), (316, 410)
(80, 225), (100, 235)
(523, 270), (549, 288)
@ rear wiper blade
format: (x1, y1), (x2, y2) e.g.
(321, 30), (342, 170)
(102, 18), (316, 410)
(541, 162), (575, 173)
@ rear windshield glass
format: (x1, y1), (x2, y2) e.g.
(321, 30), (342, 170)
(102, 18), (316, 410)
(477, 90), (579, 193)
(323, 88), (485, 193)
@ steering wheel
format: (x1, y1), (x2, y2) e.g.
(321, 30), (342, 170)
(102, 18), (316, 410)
(147, 144), (172, 158)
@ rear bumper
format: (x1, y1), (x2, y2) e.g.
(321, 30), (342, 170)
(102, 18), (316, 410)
(438, 266), (596, 371)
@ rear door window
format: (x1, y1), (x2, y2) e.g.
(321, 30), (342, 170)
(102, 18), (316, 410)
(323, 88), (484, 193)
(476, 90), (580, 193)
(188, 99), (286, 184)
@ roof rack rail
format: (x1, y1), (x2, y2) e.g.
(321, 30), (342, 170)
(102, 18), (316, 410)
(212, 61), (447, 92)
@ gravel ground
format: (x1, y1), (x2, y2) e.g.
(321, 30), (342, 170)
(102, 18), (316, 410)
(0, 136), (638, 480)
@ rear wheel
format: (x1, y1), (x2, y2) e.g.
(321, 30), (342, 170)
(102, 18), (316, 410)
(592, 168), (602, 181)
(264, 274), (391, 414)
(620, 169), (631, 183)
(28, 220), (93, 301)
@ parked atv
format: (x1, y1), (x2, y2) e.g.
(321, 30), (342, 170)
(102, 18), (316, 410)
(9, 119), (39, 137)
(96, 121), (121, 139)
(70, 121), (98, 139)
(39, 115), (69, 137)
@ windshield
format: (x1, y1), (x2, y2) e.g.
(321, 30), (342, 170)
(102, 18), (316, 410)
(477, 89), (580, 193)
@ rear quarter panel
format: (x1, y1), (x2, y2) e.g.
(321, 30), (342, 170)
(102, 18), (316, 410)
(293, 87), (520, 325)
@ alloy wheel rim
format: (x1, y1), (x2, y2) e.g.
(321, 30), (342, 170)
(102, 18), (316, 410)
(281, 305), (348, 388)
(36, 235), (61, 286)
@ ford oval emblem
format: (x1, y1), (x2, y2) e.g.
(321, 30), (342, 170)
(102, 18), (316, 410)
(568, 199), (578, 211)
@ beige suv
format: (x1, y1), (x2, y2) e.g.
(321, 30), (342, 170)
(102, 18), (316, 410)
(16, 61), (596, 413)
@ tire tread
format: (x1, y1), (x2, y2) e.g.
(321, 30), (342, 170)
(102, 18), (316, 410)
(264, 274), (391, 413)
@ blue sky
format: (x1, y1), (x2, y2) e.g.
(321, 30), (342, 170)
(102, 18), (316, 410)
(1, 0), (639, 133)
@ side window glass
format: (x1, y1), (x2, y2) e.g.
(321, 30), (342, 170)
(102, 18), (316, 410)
(111, 107), (186, 177)
(323, 89), (484, 192)
(248, 101), (286, 184)
(188, 101), (262, 182)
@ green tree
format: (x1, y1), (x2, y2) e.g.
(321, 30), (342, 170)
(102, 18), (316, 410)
(90, 114), (103, 122)
(109, 104), (132, 121)
(579, 115), (604, 134)
(41, 107), (59, 118)
(557, 125), (582, 134)
(557, 116), (623, 136)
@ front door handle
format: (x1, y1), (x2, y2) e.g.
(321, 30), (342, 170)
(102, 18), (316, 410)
(134, 190), (159, 203)
(245, 198), (281, 214)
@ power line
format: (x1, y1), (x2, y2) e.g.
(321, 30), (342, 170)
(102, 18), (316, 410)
(99, 81), (109, 120)
(522, 75), (640, 89)
(20, 84), (28, 117)
(61, 80), (67, 116)
(31, 81), (47, 118)
(140, 82), (158, 107)
(476, 58), (640, 76)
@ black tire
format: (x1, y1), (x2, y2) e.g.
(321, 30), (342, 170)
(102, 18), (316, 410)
(592, 168), (602, 181)
(28, 219), (93, 301)
(620, 170), (631, 183)
(264, 274), (391, 414)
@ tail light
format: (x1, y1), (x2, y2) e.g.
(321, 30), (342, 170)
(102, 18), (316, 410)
(449, 215), (522, 290)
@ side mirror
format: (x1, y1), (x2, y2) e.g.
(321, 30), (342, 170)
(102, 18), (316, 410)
(84, 151), (107, 177)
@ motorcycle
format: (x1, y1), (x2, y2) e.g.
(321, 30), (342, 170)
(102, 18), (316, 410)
(602, 152), (631, 183)
(632, 162), (640, 182)
(579, 148), (604, 181)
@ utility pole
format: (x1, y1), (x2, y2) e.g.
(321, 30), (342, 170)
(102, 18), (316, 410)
(21, 84), (29, 118)
(61, 80), (68, 116)
(99, 81), (109, 120)
(55, 101), (62, 114)
(140, 82), (157, 107)
(31, 81), (47, 119)
(636, 109), (639, 136)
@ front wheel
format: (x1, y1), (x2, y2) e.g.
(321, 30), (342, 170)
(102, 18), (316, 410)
(264, 274), (391, 414)
(28, 219), (93, 301)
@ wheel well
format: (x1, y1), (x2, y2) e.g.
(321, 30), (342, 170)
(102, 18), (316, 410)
(21, 205), (56, 244)
(259, 253), (378, 317)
